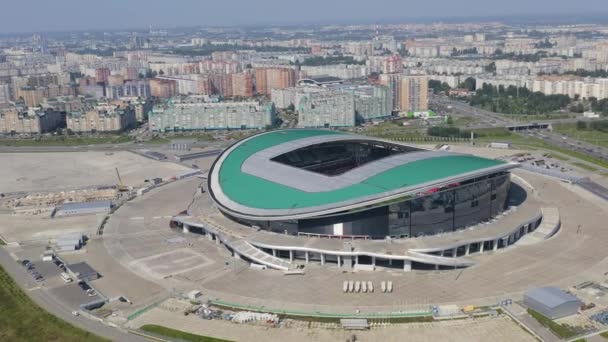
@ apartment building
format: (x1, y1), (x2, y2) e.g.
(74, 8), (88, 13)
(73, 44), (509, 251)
(67, 102), (136, 133)
(0, 106), (63, 134)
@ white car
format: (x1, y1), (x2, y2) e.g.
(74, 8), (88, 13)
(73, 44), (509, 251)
(71, 311), (80, 316)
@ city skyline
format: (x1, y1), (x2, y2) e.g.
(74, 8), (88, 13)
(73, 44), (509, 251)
(1, 0), (608, 33)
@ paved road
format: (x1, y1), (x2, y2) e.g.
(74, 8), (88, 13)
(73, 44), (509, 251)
(432, 96), (608, 163)
(0, 248), (150, 342)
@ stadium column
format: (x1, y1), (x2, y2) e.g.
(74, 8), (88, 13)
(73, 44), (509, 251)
(371, 256), (376, 268)
(320, 253), (325, 265)
(465, 244), (470, 256)
(289, 250), (294, 262)
(403, 260), (412, 272)
(305, 251), (309, 264)
(494, 239), (499, 251)
(479, 241), (485, 253)
(272, 249), (276, 257)
(337, 255), (341, 267)
(206, 231), (213, 241)
(234, 251), (241, 259)
(182, 223), (190, 234)
(452, 248), (457, 258)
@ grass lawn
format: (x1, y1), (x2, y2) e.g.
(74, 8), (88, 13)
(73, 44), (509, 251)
(473, 128), (608, 170)
(571, 162), (599, 172)
(0, 265), (108, 342)
(527, 309), (578, 339)
(553, 123), (608, 149)
(140, 324), (232, 342)
(600, 331), (608, 339)
(0, 135), (133, 147)
(544, 153), (569, 161)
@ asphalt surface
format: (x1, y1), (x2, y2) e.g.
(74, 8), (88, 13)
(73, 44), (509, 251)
(431, 96), (608, 163)
(0, 248), (150, 342)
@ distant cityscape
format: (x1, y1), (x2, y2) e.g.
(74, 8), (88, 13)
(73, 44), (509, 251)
(0, 21), (607, 137)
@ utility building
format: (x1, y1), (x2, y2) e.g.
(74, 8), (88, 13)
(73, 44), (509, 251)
(524, 287), (582, 319)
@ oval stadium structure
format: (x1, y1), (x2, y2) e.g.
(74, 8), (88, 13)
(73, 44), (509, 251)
(208, 129), (518, 239)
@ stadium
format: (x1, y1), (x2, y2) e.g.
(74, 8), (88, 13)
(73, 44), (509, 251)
(208, 129), (518, 239)
(170, 129), (560, 272)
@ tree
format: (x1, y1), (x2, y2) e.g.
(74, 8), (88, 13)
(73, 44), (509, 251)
(576, 121), (588, 130)
(485, 62), (496, 73)
(459, 77), (476, 91)
(570, 103), (585, 113)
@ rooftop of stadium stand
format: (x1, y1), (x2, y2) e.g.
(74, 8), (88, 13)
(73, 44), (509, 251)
(210, 129), (515, 215)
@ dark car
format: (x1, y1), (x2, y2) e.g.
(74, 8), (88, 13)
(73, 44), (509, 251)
(21, 259), (30, 266)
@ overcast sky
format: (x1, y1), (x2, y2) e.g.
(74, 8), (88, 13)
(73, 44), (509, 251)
(1, 0), (607, 33)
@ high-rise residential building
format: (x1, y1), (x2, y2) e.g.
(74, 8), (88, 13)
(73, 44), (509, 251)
(106, 79), (151, 99)
(67, 102), (136, 133)
(298, 91), (355, 128)
(16, 85), (76, 107)
(231, 73), (254, 97)
(0, 106), (63, 134)
(255, 67), (296, 95)
(0, 83), (10, 105)
(150, 79), (178, 98)
(399, 75), (429, 114)
(149, 100), (275, 131)
(208, 73), (233, 96)
(382, 55), (403, 74)
(95, 68), (111, 84)
(379, 73), (402, 112)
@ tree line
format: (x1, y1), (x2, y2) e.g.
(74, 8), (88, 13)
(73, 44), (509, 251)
(470, 83), (571, 115)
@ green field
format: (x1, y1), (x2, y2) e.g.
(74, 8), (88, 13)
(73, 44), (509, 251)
(553, 123), (608, 149)
(0, 135), (133, 147)
(571, 162), (599, 172)
(527, 309), (578, 339)
(0, 264), (108, 342)
(140, 324), (232, 342)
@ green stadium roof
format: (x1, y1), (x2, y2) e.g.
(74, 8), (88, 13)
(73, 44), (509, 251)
(210, 129), (512, 217)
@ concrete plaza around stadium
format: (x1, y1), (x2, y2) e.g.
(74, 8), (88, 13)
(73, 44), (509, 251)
(102, 166), (608, 315)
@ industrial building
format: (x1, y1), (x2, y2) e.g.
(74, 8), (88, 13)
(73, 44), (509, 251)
(524, 287), (582, 319)
(67, 262), (100, 281)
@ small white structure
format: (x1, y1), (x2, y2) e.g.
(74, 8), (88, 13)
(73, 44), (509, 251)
(490, 142), (511, 149)
(583, 111), (600, 118)
(41, 251), (54, 262)
(187, 290), (202, 301)
(436, 305), (461, 317)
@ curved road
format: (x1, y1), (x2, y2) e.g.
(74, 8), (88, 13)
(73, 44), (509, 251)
(0, 248), (150, 342)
